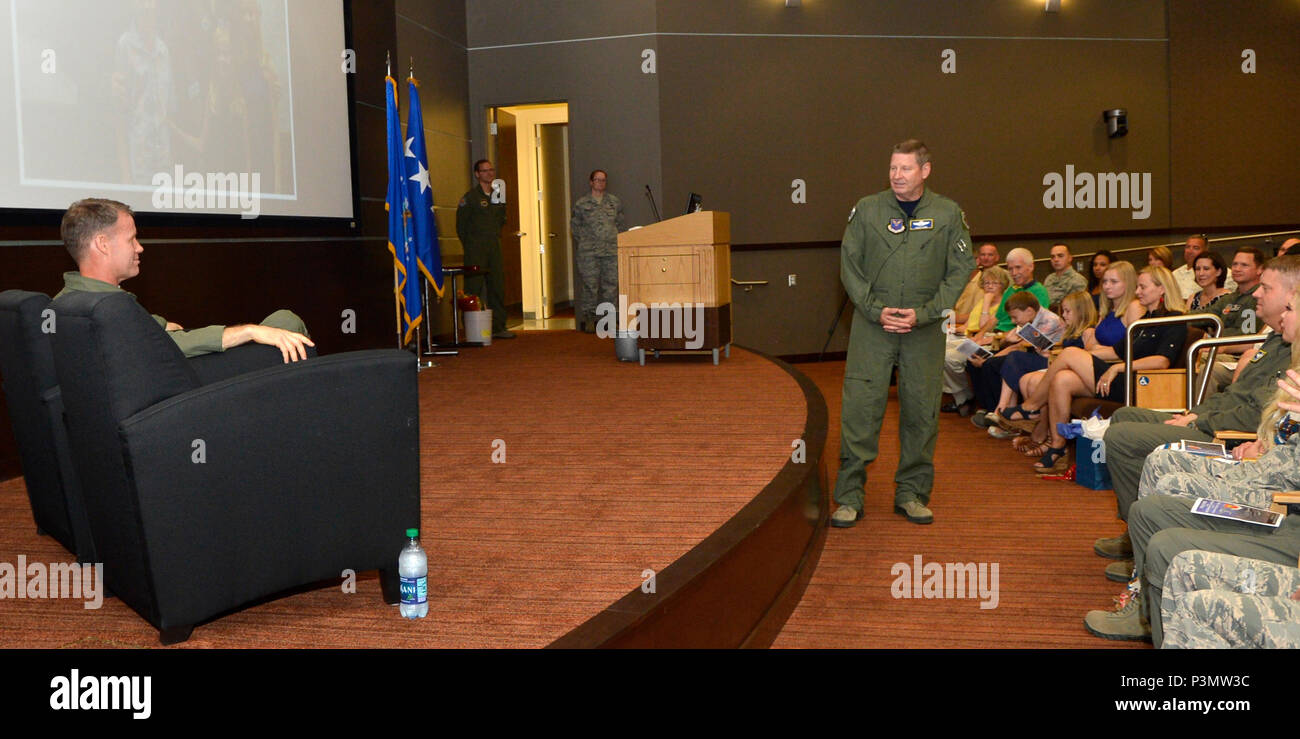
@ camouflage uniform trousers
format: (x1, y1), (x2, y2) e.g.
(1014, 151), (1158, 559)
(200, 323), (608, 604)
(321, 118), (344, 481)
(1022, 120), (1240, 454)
(1161, 551), (1300, 648)
(576, 243), (618, 330)
(1129, 494), (1300, 647)
(1136, 442), (1300, 510)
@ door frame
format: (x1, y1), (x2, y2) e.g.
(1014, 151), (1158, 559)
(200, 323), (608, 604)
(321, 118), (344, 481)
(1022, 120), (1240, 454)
(491, 103), (569, 320)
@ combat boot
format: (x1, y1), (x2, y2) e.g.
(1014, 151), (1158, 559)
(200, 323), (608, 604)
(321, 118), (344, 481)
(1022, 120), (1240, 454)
(1105, 560), (1135, 583)
(1084, 590), (1152, 642)
(1094, 531), (1133, 559)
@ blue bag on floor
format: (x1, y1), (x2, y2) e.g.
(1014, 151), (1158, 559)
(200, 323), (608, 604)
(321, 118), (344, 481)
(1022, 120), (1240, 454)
(1075, 437), (1112, 490)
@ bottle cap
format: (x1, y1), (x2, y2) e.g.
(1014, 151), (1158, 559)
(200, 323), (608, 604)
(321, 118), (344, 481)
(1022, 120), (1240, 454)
(406, 528), (419, 538)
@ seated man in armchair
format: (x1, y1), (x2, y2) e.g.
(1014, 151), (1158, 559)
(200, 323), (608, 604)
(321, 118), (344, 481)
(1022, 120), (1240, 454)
(55, 198), (313, 363)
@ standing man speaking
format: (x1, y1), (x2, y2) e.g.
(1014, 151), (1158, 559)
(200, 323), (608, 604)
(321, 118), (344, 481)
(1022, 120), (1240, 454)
(831, 140), (974, 527)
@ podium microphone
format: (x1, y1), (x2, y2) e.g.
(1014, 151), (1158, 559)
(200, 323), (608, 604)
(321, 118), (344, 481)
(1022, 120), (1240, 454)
(644, 185), (662, 222)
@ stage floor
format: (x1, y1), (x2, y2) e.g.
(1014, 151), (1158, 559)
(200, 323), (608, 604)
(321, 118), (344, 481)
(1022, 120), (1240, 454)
(0, 332), (806, 647)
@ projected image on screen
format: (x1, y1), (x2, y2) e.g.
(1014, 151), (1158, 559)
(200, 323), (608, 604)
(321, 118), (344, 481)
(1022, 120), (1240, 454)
(0, 0), (352, 219)
(15, 0), (295, 192)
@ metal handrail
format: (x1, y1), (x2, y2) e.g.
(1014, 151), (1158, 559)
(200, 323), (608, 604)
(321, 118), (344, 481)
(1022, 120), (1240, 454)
(1184, 331), (1270, 409)
(1023, 228), (1300, 267)
(1122, 313), (1222, 406)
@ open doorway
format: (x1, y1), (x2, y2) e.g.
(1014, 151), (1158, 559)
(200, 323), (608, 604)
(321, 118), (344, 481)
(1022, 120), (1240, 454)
(486, 103), (572, 328)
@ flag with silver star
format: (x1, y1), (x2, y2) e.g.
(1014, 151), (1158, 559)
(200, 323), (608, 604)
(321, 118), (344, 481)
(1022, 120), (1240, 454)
(405, 75), (444, 297)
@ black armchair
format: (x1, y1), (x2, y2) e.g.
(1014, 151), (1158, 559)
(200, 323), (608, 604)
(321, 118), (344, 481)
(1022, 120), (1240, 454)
(0, 290), (96, 562)
(48, 290), (421, 644)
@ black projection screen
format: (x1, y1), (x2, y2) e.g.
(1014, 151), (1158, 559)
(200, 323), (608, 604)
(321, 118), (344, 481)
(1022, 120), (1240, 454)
(0, 0), (352, 220)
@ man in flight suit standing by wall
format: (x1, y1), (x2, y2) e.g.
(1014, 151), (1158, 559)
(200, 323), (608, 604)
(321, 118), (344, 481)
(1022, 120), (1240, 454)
(831, 139), (974, 527)
(457, 159), (514, 339)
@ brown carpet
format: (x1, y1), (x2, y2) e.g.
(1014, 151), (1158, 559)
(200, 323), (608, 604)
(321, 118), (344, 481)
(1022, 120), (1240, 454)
(773, 361), (1146, 649)
(0, 331), (804, 648)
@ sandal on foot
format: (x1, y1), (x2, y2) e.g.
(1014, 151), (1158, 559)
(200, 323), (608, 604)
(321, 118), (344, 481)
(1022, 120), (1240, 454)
(1033, 446), (1070, 473)
(1018, 439), (1051, 457)
(1000, 404), (1041, 422)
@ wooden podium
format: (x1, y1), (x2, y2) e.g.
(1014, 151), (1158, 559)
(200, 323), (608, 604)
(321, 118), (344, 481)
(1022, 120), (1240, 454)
(617, 211), (732, 365)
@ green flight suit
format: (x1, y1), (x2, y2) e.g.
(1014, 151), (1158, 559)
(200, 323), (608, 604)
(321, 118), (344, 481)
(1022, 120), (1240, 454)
(456, 184), (509, 334)
(1217, 282), (1261, 335)
(833, 188), (974, 510)
(53, 271), (308, 358)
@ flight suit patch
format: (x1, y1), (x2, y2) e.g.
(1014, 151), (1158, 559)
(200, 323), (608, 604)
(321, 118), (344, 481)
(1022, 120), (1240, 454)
(1250, 349), (1266, 363)
(887, 218), (904, 234)
(909, 219), (933, 230)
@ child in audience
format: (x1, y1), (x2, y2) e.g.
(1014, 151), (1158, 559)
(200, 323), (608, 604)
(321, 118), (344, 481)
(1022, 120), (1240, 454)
(1006, 291), (1098, 454)
(969, 292), (1039, 437)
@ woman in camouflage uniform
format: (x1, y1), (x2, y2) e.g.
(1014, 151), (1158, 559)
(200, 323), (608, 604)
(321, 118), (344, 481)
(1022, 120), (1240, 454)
(570, 169), (626, 333)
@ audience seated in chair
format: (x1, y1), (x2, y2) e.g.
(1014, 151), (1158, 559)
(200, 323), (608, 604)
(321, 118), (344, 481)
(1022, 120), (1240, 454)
(1004, 290), (1097, 456)
(1083, 320), (1300, 645)
(966, 291), (1040, 434)
(967, 248), (1050, 417)
(1195, 246), (1269, 398)
(1096, 256), (1300, 578)
(942, 265), (1010, 417)
(1185, 251), (1231, 315)
(997, 265), (1186, 474)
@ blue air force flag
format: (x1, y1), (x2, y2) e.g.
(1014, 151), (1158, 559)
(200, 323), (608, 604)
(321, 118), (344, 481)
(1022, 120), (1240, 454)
(386, 75), (420, 344)
(405, 77), (444, 296)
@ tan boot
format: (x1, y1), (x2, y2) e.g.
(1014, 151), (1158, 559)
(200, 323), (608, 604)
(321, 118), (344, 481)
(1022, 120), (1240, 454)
(1105, 560), (1135, 583)
(1084, 590), (1152, 642)
(1094, 531), (1133, 559)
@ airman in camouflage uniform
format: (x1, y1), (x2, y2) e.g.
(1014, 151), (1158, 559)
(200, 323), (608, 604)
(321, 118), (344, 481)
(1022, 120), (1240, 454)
(570, 169), (626, 332)
(1136, 440), (1299, 510)
(1162, 550), (1300, 648)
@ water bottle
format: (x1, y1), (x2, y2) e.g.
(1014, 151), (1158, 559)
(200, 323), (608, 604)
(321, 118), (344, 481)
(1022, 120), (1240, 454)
(398, 528), (428, 619)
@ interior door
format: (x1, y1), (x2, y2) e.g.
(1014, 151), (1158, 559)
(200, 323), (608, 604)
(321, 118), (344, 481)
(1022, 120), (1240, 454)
(537, 123), (571, 318)
(494, 109), (523, 315)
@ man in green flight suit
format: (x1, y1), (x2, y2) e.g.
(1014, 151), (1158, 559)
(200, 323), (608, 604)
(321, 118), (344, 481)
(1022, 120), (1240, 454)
(456, 159), (514, 339)
(831, 140), (975, 527)
(54, 198), (313, 363)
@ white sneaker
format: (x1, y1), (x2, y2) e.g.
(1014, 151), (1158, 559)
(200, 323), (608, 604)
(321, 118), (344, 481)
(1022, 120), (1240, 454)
(987, 425), (1019, 439)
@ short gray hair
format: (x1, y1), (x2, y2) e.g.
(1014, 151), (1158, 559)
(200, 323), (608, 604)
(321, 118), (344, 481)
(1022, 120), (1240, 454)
(1006, 247), (1034, 266)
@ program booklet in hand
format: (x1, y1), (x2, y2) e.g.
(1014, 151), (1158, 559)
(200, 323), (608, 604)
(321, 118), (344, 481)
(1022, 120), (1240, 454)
(1191, 498), (1284, 528)
(1016, 309), (1065, 351)
(1177, 440), (1231, 458)
(955, 338), (995, 361)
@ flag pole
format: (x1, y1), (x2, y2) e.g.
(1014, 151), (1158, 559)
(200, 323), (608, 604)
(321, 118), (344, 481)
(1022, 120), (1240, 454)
(386, 51), (405, 350)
